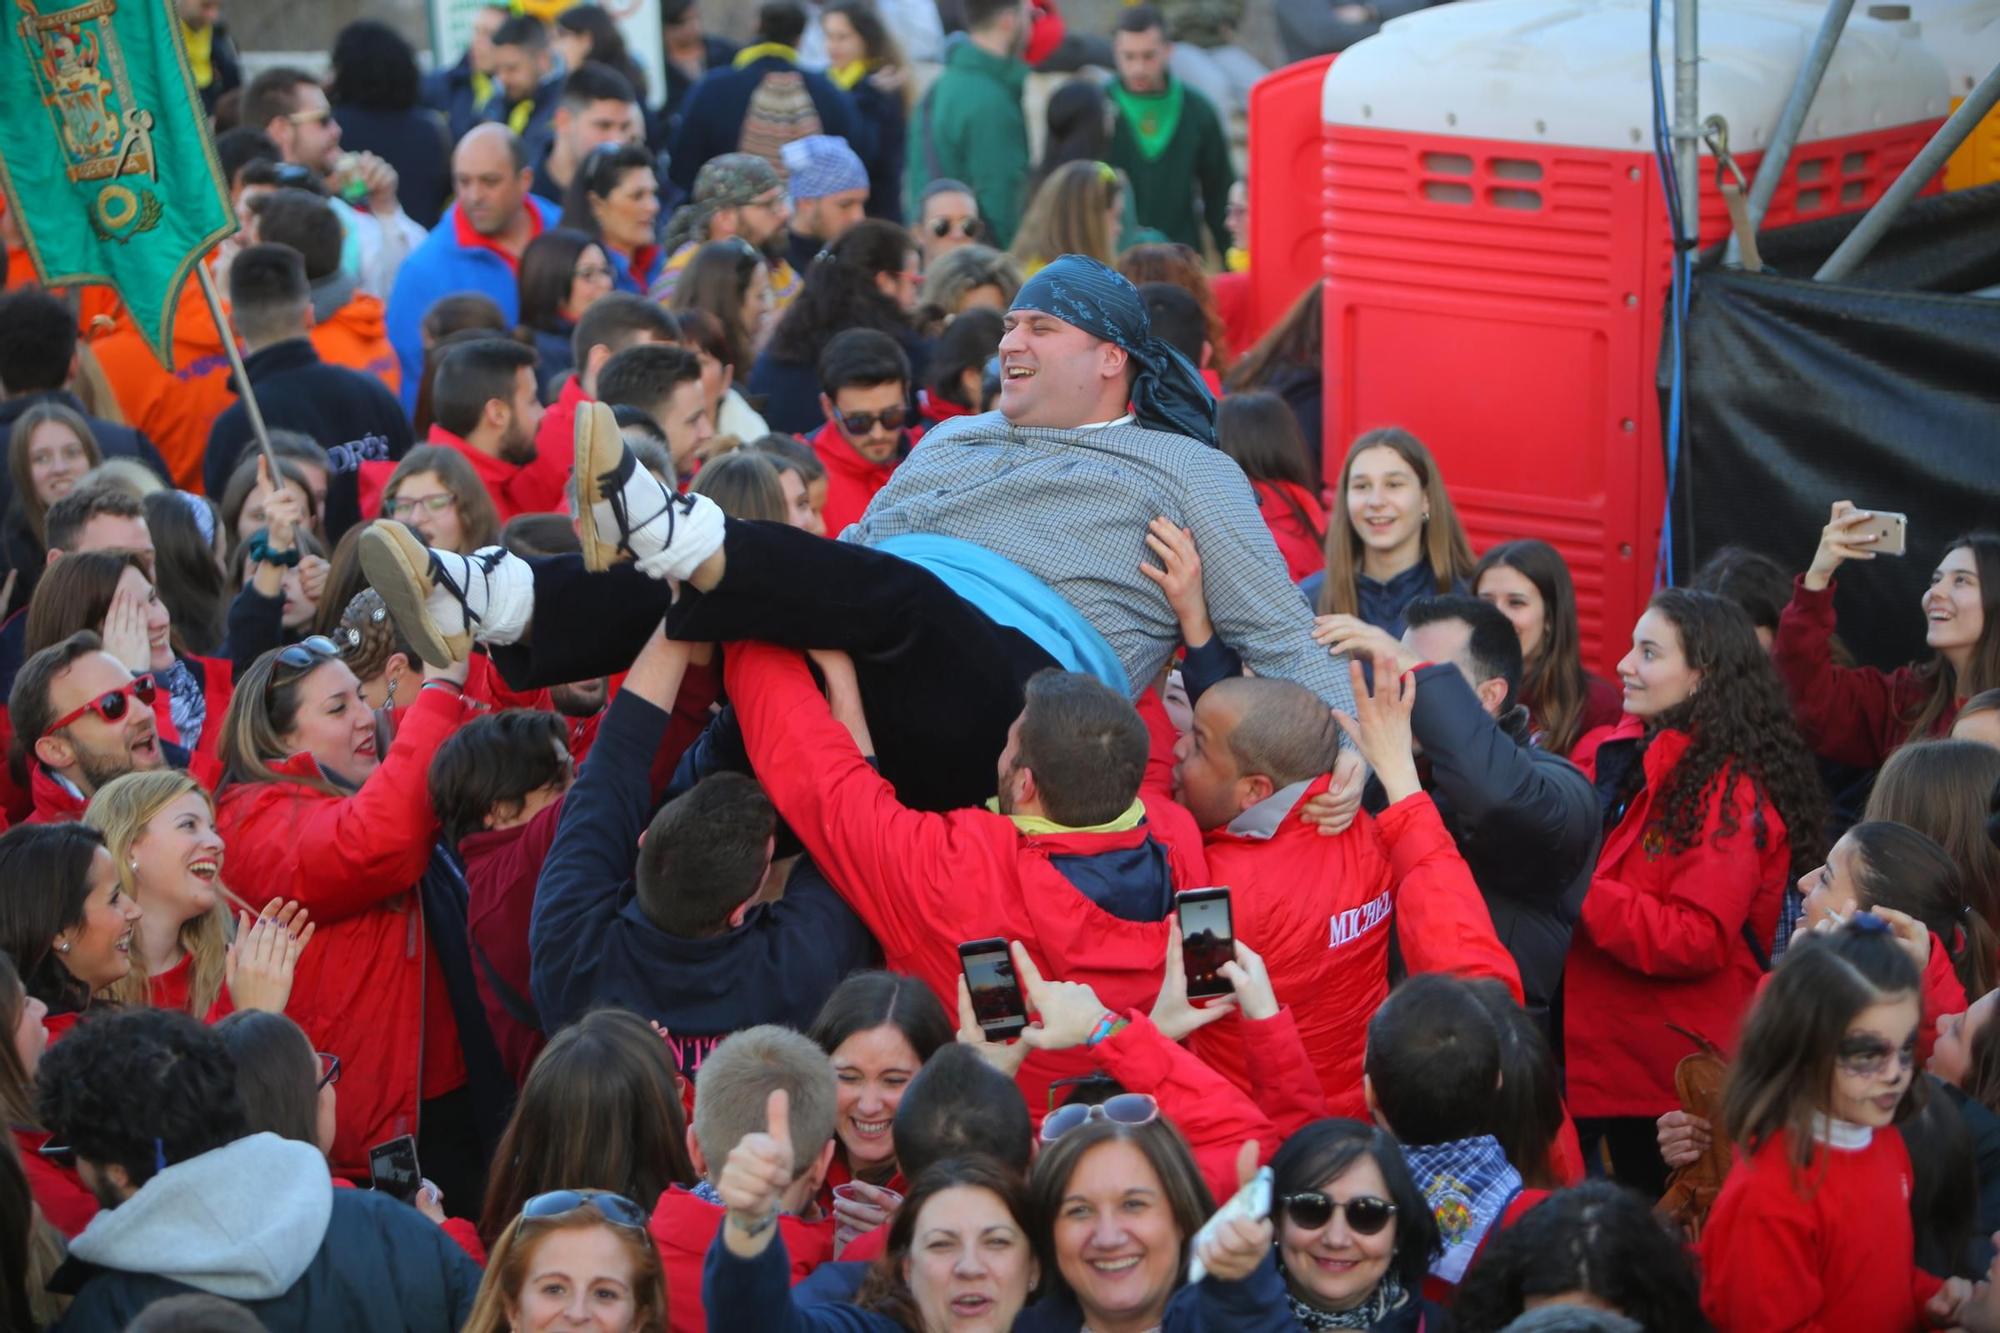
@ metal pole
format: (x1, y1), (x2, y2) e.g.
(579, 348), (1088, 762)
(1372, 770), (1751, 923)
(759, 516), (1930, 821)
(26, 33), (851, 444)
(1674, 0), (1701, 239)
(192, 262), (282, 480)
(1725, 0), (1858, 264)
(1816, 57), (2000, 280)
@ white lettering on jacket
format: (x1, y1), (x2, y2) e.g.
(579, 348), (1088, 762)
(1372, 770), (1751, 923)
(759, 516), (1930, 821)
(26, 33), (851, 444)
(1329, 890), (1393, 949)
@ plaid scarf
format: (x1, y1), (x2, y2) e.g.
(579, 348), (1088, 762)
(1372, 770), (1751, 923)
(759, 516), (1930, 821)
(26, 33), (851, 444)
(1402, 1134), (1521, 1284)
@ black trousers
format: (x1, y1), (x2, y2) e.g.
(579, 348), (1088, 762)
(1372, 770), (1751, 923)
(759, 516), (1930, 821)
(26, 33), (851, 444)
(490, 520), (1059, 811)
(1575, 1115), (1671, 1202)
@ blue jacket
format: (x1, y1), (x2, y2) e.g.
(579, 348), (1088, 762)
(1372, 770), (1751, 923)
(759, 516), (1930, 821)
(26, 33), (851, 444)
(848, 77), (907, 223)
(421, 52), (493, 145)
(1298, 563), (1468, 639)
(528, 687), (879, 1076)
(667, 55), (860, 195)
(384, 198), (562, 415)
(745, 349), (826, 436)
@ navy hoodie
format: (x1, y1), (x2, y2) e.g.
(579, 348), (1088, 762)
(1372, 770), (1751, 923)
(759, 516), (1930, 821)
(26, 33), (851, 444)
(529, 687), (879, 1076)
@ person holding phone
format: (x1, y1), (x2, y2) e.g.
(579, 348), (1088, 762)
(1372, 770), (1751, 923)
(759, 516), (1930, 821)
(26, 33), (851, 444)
(1775, 504), (2000, 770)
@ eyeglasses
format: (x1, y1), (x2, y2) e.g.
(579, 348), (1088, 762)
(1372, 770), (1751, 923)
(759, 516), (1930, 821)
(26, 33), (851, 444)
(1039, 1092), (1160, 1143)
(927, 216), (983, 240)
(836, 405), (907, 436)
(572, 263), (614, 283)
(1836, 1033), (1918, 1079)
(522, 1189), (650, 1230)
(386, 492), (457, 519)
(1280, 1192), (1398, 1236)
(316, 1052), (342, 1089)
(285, 107), (332, 126)
(40, 674), (157, 739)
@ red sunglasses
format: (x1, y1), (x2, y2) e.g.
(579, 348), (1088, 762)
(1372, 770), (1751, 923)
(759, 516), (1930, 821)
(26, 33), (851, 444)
(40, 675), (156, 739)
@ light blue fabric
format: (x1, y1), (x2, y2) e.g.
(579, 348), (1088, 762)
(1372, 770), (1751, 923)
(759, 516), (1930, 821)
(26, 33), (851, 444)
(876, 532), (1127, 692)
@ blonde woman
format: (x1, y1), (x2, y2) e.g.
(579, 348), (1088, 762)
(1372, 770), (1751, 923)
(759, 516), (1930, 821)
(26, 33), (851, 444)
(1009, 160), (1126, 273)
(83, 770), (312, 1020)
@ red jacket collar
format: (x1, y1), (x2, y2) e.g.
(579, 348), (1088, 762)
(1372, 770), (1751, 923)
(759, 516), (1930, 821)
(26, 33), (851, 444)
(450, 197), (547, 274)
(918, 389), (973, 424)
(809, 419), (900, 485)
(428, 423), (526, 490)
(27, 764), (86, 824)
(1018, 822), (1157, 858)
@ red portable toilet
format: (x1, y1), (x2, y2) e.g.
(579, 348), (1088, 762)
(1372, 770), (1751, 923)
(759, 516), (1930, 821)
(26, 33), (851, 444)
(1317, 0), (1948, 671)
(1232, 55), (1337, 353)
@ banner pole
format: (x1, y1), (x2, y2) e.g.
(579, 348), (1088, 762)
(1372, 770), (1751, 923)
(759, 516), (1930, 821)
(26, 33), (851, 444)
(192, 263), (282, 481)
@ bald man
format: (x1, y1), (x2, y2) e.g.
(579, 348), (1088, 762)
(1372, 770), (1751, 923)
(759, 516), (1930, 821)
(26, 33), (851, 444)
(384, 125), (565, 412)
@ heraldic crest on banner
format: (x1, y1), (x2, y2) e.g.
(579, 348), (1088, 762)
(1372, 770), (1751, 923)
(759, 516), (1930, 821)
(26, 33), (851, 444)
(15, 0), (162, 242)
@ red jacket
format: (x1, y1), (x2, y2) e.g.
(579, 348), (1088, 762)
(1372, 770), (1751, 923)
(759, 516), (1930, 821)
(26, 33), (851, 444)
(1252, 480), (1327, 583)
(1565, 717), (1789, 1118)
(26, 739), (223, 825)
(459, 794), (564, 1085)
(527, 376), (588, 503)
(181, 655), (236, 761)
(14, 1126), (95, 1238)
(214, 686), (479, 1178)
(1773, 575), (1956, 770)
(727, 642), (1204, 1113)
(807, 420), (898, 536)
(1189, 779), (1523, 1116)
(651, 1187), (833, 1333)
(145, 951), (234, 1024)
(1701, 1127), (1942, 1332)
(426, 424), (567, 524)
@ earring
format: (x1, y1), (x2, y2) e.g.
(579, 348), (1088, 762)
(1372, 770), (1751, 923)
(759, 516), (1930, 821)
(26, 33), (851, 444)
(386, 674), (399, 707)
(128, 859), (138, 871)
(56, 940), (70, 954)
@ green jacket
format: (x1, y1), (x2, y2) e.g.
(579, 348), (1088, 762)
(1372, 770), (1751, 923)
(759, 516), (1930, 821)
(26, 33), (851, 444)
(1108, 77), (1236, 254)
(907, 36), (1031, 249)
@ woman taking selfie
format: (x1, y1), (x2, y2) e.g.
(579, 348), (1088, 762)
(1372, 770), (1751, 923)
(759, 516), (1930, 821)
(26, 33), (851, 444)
(1474, 539), (1621, 757)
(1565, 589), (1825, 1198)
(1777, 506), (1999, 769)
(0, 823), (138, 1041)
(464, 1190), (668, 1333)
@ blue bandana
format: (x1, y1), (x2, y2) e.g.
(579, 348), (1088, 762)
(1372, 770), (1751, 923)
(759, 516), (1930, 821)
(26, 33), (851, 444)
(1010, 254), (1217, 445)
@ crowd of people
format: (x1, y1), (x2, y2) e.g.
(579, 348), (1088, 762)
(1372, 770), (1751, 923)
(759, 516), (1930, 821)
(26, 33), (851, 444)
(0, 0), (1994, 1329)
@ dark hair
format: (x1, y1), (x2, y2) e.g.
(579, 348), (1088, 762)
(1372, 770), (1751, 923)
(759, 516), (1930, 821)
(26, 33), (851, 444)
(1035, 80), (1113, 190)
(1464, 979), (1565, 1188)
(1909, 533), (2000, 743)
(748, 433), (827, 487)
(768, 220), (915, 365)
(573, 291), (680, 371)
(227, 243), (311, 345)
(25, 549), (153, 660)
(44, 478), (143, 555)
(1688, 544), (1792, 634)
(1227, 281), (1321, 395)
(689, 451), (785, 521)
(218, 450), (321, 561)
(1215, 391), (1317, 544)
(556, 32), (644, 105)
(808, 970), (953, 1077)
(502, 512), (583, 559)
(1137, 283), (1206, 368)
(1900, 1078), (1980, 1279)
(479, 1008), (696, 1247)
(1028, 1117), (1214, 1303)
(1631, 588), (1828, 881)
(1725, 920), (1924, 1165)
(212, 1010), (320, 1149)
(925, 308), (1003, 409)
(36, 1006), (247, 1189)
(0, 290), (78, 394)
(610, 404), (669, 447)
(1010, 670), (1148, 828)
(1451, 1181), (1708, 1333)
(239, 66), (317, 133)
(7, 632), (107, 782)
(424, 292), (511, 343)
(1118, 242), (1233, 372)
(636, 773), (775, 937)
(1117, 2), (1168, 35)
(597, 343), (703, 417)
(819, 327), (910, 398)
(1268, 1118), (1439, 1299)
(825, 0), (907, 70)
(1364, 973), (1500, 1146)
(1865, 739), (2000, 927)
(213, 127), (281, 188)
(327, 20), (421, 111)
(756, 0), (808, 45)
(0, 953), (40, 1129)
(428, 710), (572, 850)
(670, 239), (765, 373)
(492, 14), (550, 51)
(516, 228), (601, 336)
(248, 188), (344, 283)
(433, 338), (539, 439)
(1842, 820), (1996, 998)
(892, 1044), (1033, 1178)
(562, 143), (656, 246)
(854, 1158), (1032, 1323)
(122, 1293), (268, 1333)
(1406, 594), (1525, 715)
(142, 491), (224, 657)
(1474, 539), (1592, 755)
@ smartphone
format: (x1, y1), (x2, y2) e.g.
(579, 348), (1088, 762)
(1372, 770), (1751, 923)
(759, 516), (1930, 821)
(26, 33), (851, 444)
(958, 938), (1028, 1040)
(1852, 509), (1908, 557)
(1178, 887), (1235, 999)
(368, 1134), (421, 1204)
(1186, 1166), (1273, 1284)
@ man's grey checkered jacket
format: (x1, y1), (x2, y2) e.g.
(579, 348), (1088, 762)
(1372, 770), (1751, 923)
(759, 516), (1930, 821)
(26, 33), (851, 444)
(845, 411), (1358, 717)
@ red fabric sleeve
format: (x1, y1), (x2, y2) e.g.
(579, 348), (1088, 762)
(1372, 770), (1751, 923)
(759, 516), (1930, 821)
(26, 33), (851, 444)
(1240, 1007), (1330, 1139)
(1700, 1169), (1830, 1333)
(443, 1216), (487, 1266)
(1091, 1010), (1278, 1203)
(22, 1150), (96, 1238)
(1772, 575), (1927, 769)
(1378, 793), (1524, 1002)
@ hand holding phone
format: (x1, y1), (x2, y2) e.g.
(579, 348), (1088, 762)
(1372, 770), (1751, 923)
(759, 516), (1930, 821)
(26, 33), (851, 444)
(958, 938), (1028, 1040)
(368, 1134), (421, 1204)
(1177, 888), (1235, 999)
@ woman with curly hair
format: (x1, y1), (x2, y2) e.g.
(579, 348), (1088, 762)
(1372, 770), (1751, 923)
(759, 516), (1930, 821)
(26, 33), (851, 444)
(1564, 587), (1826, 1199)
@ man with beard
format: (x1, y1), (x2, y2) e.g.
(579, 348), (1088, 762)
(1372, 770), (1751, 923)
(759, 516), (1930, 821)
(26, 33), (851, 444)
(202, 245), (413, 534)
(10, 635), (216, 825)
(424, 339), (549, 523)
(651, 153), (799, 309)
(593, 345), (714, 478)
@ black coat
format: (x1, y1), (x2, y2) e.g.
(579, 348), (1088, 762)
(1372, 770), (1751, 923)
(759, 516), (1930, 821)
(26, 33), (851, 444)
(0, 391), (171, 519)
(332, 104), (454, 229)
(849, 76), (908, 222)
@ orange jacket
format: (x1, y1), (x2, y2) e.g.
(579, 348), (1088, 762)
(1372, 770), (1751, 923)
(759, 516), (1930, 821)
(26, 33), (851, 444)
(310, 293), (402, 400)
(90, 282), (236, 491)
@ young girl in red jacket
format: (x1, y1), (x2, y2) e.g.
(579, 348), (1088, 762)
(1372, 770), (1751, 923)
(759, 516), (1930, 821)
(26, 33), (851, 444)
(1701, 917), (1972, 1332)
(1566, 588), (1826, 1198)
(1215, 392), (1327, 584)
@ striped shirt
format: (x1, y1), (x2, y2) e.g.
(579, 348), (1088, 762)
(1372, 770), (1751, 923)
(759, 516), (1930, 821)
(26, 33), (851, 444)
(846, 411), (1357, 716)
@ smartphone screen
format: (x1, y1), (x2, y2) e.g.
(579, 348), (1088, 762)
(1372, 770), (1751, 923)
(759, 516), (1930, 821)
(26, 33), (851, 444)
(368, 1134), (421, 1204)
(959, 938), (1028, 1040)
(1178, 888), (1234, 998)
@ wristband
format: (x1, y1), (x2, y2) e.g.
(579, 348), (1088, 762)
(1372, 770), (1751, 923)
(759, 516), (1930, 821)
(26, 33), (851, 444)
(245, 530), (300, 567)
(729, 1209), (779, 1237)
(1084, 1011), (1129, 1049)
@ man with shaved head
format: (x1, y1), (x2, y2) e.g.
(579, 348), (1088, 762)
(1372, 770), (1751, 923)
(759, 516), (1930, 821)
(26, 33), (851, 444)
(384, 124), (564, 412)
(1173, 664), (1521, 1117)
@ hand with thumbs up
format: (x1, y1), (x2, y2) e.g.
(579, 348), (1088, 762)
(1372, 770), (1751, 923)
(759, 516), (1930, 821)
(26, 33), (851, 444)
(719, 1088), (795, 1256)
(1193, 1141), (1275, 1284)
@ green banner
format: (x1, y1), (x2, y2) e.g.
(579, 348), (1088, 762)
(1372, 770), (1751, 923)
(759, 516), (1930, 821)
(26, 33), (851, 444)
(0, 0), (235, 361)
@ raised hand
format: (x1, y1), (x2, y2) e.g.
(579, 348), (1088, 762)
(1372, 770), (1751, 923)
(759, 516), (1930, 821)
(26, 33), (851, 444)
(1150, 916), (1238, 1042)
(100, 579), (152, 675)
(1332, 653), (1421, 804)
(1192, 1141), (1274, 1283)
(955, 972), (1029, 1078)
(1218, 939), (1280, 1022)
(1013, 942), (1114, 1052)
(225, 899), (315, 1013)
(719, 1087), (796, 1252)
(1312, 614), (1411, 672)
(1803, 500), (1878, 591)
(1139, 519), (1213, 648)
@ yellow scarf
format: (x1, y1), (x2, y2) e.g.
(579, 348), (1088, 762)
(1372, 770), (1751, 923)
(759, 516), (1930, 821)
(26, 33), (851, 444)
(829, 60), (870, 91)
(507, 96), (534, 136)
(472, 69), (494, 110)
(985, 796), (1147, 838)
(733, 42), (800, 68)
(1226, 246), (1250, 273)
(182, 21), (214, 88)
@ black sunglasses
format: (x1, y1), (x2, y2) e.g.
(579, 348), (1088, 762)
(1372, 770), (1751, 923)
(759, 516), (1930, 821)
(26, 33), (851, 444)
(837, 405), (907, 435)
(928, 216), (983, 240)
(266, 636), (341, 698)
(522, 1189), (650, 1230)
(1281, 1192), (1398, 1236)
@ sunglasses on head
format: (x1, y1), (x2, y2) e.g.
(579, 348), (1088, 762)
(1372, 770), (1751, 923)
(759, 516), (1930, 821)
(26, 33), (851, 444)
(264, 636), (340, 698)
(1039, 1092), (1159, 1143)
(40, 674), (156, 739)
(522, 1189), (650, 1230)
(837, 405), (907, 436)
(1281, 1192), (1398, 1235)
(928, 216), (983, 240)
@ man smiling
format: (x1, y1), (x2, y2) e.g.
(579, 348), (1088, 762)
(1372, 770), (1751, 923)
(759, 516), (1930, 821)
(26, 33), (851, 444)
(809, 329), (912, 535)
